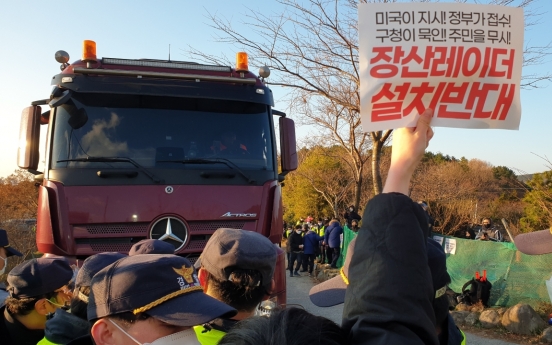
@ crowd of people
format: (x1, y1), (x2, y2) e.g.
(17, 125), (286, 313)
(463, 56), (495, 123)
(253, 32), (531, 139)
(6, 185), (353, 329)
(451, 217), (505, 242)
(0, 109), (495, 344)
(283, 205), (362, 274)
(417, 200), (505, 242)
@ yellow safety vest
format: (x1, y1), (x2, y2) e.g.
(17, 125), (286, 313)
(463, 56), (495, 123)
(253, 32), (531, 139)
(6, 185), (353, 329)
(193, 325), (227, 345)
(37, 337), (58, 345)
(319, 226), (326, 237)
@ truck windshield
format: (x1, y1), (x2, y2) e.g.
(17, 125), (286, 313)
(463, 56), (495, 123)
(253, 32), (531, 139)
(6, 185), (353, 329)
(51, 94), (274, 171)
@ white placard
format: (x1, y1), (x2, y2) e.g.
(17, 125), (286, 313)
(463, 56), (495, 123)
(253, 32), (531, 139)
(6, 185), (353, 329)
(444, 238), (457, 255)
(433, 235), (444, 246)
(358, 3), (523, 131)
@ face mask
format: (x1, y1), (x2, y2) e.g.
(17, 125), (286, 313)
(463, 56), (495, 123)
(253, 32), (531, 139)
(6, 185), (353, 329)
(47, 298), (68, 309)
(296, 230), (302, 234)
(0, 256), (7, 275)
(109, 319), (194, 345)
(483, 223), (491, 229)
(349, 208), (354, 212)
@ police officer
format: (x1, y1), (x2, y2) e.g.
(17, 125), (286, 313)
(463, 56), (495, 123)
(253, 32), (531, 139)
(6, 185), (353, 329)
(193, 228), (278, 345)
(0, 257), (73, 345)
(88, 254), (236, 345)
(0, 229), (23, 305)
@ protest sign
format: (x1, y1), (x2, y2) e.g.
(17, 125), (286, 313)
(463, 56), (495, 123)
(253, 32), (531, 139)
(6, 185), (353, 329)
(433, 235), (444, 246)
(445, 238), (457, 255)
(358, 3), (523, 131)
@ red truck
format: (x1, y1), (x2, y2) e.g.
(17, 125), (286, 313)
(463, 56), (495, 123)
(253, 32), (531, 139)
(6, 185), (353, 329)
(17, 40), (297, 304)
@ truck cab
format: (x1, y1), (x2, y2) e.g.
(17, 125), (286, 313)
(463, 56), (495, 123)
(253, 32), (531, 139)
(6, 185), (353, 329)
(17, 41), (297, 304)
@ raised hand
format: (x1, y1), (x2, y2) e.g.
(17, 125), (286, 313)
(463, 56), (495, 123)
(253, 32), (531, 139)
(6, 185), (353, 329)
(383, 108), (434, 195)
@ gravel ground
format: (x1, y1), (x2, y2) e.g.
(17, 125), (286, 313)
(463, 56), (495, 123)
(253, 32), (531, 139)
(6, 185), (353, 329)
(286, 271), (520, 345)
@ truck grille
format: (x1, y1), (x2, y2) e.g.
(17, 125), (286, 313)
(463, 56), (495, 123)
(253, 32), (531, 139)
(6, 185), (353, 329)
(188, 221), (247, 233)
(85, 223), (149, 235)
(82, 221), (247, 235)
(76, 221), (251, 255)
(90, 243), (136, 252)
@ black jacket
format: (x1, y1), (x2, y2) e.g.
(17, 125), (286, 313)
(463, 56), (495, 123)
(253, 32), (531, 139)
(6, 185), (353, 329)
(42, 308), (90, 344)
(343, 208), (362, 227)
(342, 193), (439, 345)
(288, 231), (304, 252)
(0, 305), (45, 345)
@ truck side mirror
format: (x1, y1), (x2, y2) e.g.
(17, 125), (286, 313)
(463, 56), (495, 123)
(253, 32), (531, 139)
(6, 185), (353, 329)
(18, 106), (41, 170)
(279, 117), (298, 174)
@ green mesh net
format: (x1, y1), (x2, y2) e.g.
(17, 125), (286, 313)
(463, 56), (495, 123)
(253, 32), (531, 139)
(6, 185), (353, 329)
(435, 234), (552, 307)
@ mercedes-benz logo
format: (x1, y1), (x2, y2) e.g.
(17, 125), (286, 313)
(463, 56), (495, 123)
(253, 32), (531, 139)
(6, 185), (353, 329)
(149, 217), (188, 252)
(165, 186), (174, 194)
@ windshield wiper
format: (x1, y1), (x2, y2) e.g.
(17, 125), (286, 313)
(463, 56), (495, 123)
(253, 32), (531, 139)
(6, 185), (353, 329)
(158, 158), (256, 184)
(57, 156), (163, 184)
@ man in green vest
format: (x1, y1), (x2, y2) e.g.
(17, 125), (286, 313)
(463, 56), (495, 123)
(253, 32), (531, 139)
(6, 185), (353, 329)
(314, 218), (326, 262)
(193, 228), (278, 345)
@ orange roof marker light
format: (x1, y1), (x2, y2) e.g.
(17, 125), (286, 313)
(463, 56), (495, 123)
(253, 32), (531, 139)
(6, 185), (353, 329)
(82, 40), (97, 68)
(236, 52), (249, 73)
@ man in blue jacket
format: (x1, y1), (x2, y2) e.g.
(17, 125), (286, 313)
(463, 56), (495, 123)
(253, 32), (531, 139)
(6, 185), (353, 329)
(302, 228), (323, 276)
(324, 219), (343, 268)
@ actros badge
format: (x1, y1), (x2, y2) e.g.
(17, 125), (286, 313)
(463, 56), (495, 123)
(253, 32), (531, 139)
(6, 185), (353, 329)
(221, 212), (257, 218)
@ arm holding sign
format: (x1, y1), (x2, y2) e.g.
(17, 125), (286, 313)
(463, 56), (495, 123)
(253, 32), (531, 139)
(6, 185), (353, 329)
(383, 108), (434, 195)
(342, 109), (439, 345)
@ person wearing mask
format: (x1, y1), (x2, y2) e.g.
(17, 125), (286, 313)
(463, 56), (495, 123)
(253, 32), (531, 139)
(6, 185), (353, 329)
(87, 254), (236, 345)
(193, 228), (277, 344)
(488, 219), (503, 242)
(0, 229), (23, 305)
(324, 219), (343, 269)
(287, 225), (304, 277)
(476, 218), (502, 242)
(313, 218), (326, 262)
(38, 252), (127, 345)
(0, 258), (73, 345)
(343, 205), (362, 228)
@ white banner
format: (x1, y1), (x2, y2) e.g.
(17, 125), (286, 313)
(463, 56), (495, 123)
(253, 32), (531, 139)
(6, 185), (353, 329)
(358, 3), (524, 131)
(432, 235), (444, 246)
(444, 238), (457, 255)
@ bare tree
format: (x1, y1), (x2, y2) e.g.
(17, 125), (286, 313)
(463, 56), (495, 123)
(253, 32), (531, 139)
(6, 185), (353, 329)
(187, 0), (551, 205)
(188, 0), (380, 207)
(296, 146), (355, 216)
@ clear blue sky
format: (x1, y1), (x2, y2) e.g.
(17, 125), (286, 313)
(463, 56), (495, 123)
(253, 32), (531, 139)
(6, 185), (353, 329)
(0, 0), (550, 178)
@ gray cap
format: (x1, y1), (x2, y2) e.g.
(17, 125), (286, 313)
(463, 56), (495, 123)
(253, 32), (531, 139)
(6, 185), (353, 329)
(195, 228), (277, 289)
